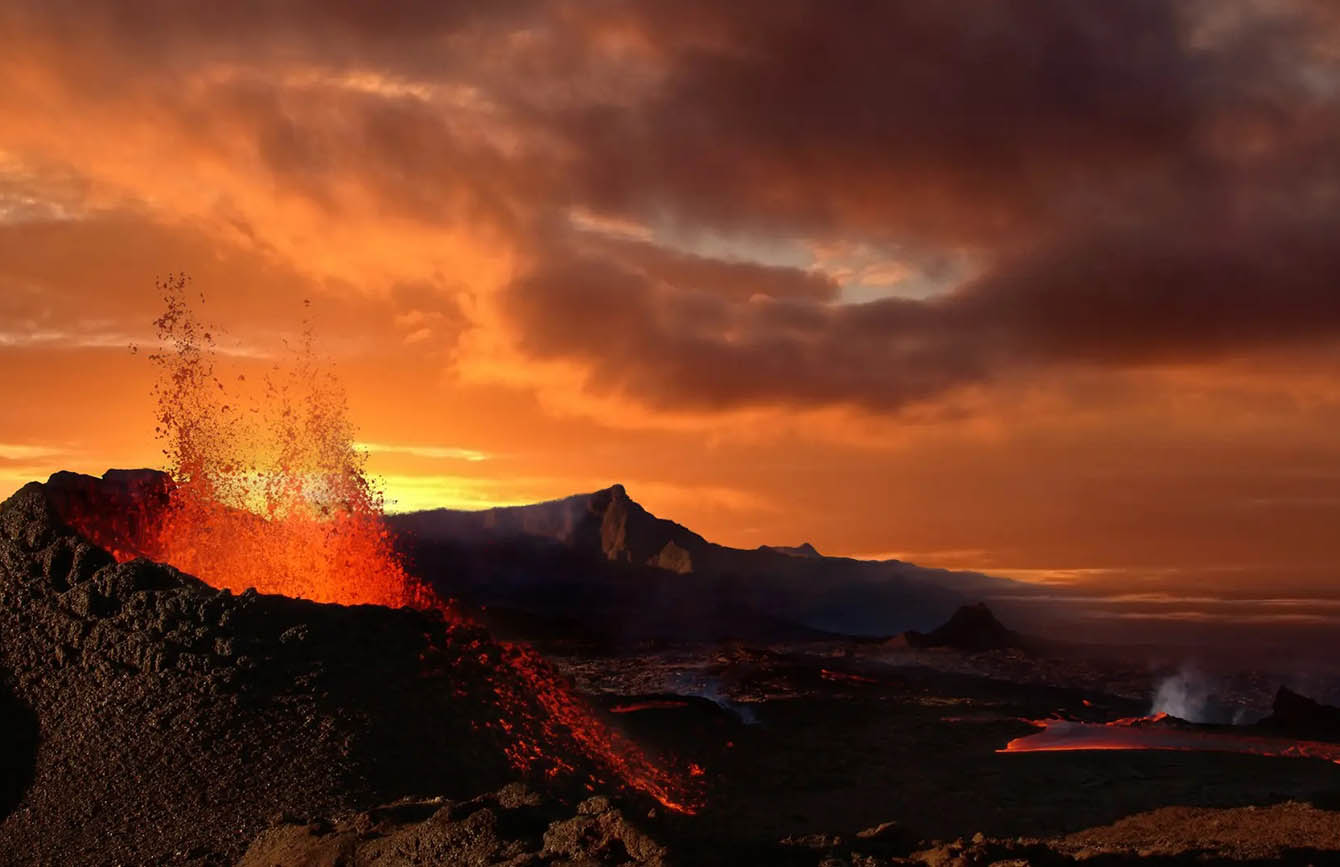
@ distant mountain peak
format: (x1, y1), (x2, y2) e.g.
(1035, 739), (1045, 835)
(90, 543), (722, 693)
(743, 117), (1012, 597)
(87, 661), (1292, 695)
(764, 542), (823, 559)
(392, 481), (706, 574)
(583, 483), (704, 570)
(901, 602), (1029, 652)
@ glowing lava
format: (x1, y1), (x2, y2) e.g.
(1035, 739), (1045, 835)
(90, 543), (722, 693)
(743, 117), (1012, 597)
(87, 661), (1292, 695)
(819, 668), (881, 685)
(610, 700), (693, 714)
(1000, 715), (1340, 765)
(56, 277), (701, 813)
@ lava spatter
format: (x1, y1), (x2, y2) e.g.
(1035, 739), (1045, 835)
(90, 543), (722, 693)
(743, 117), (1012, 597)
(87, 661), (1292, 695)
(56, 276), (701, 813)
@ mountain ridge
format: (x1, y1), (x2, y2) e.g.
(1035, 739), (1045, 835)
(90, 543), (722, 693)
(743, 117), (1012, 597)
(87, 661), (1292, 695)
(395, 484), (1013, 587)
(394, 483), (712, 574)
(389, 482), (1029, 643)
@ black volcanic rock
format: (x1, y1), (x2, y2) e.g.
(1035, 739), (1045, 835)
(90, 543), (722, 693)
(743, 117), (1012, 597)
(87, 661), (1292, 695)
(901, 603), (1029, 652)
(1257, 687), (1340, 741)
(0, 479), (621, 865)
(239, 786), (669, 867)
(44, 466), (172, 521)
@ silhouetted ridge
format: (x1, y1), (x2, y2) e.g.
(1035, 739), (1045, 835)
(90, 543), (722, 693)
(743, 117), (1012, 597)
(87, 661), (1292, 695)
(764, 542), (822, 559)
(394, 484), (709, 575)
(388, 483), (1026, 641)
(1258, 687), (1340, 740)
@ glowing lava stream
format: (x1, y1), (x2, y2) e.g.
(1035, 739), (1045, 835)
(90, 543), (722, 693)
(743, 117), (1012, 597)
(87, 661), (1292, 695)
(999, 716), (1340, 765)
(609, 701), (692, 714)
(57, 277), (702, 814)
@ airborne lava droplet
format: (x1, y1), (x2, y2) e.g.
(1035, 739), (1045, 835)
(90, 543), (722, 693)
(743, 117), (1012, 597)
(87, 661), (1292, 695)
(59, 276), (702, 813)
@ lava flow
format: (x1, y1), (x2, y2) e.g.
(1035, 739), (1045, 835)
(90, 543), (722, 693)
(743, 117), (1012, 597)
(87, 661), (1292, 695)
(54, 277), (701, 813)
(610, 700), (693, 714)
(1000, 714), (1340, 765)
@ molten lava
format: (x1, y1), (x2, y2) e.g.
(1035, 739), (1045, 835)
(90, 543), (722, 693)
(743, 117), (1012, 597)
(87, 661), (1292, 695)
(610, 700), (693, 714)
(819, 668), (881, 685)
(1000, 715), (1340, 765)
(55, 278), (701, 813)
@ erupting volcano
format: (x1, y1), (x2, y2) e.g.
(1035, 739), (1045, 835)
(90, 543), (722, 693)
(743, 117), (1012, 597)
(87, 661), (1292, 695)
(50, 278), (699, 814)
(62, 279), (430, 608)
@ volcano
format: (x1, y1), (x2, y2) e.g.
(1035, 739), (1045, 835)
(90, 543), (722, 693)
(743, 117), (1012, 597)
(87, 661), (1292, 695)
(900, 602), (1034, 652)
(0, 473), (705, 863)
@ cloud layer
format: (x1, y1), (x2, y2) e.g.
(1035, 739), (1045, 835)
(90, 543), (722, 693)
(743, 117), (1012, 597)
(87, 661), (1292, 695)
(3, 0), (1338, 415)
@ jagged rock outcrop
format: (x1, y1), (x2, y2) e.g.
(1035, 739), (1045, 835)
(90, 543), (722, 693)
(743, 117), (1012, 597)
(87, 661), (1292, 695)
(238, 786), (669, 867)
(651, 541), (694, 574)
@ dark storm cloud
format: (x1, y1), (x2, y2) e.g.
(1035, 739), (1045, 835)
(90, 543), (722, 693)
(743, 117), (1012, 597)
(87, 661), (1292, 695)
(4, 0), (1339, 413)
(232, 81), (551, 228)
(554, 0), (1218, 243)
(496, 0), (1340, 410)
(505, 252), (987, 412)
(505, 202), (1340, 411)
(4, 0), (539, 67)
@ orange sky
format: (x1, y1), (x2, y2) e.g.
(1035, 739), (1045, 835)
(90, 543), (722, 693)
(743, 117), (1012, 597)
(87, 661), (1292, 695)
(2, 1), (1340, 598)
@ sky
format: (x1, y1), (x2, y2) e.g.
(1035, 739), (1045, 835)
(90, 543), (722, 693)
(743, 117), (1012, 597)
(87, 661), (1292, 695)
(2, 1), (1340, 603)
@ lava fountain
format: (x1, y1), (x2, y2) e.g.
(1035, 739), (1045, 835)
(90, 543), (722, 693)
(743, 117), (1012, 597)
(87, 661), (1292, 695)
(1000, 714), (1340, 765)
(56, 276), (700, 813)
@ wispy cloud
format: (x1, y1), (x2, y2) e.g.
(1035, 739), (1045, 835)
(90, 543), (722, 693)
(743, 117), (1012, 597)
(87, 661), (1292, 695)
(0, 328), (140, 350)
(0, 326), (275, 359)
(0, 442), (70, 461)
(357, 441), (490, 462)
(1084, 610), (1340, 626)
